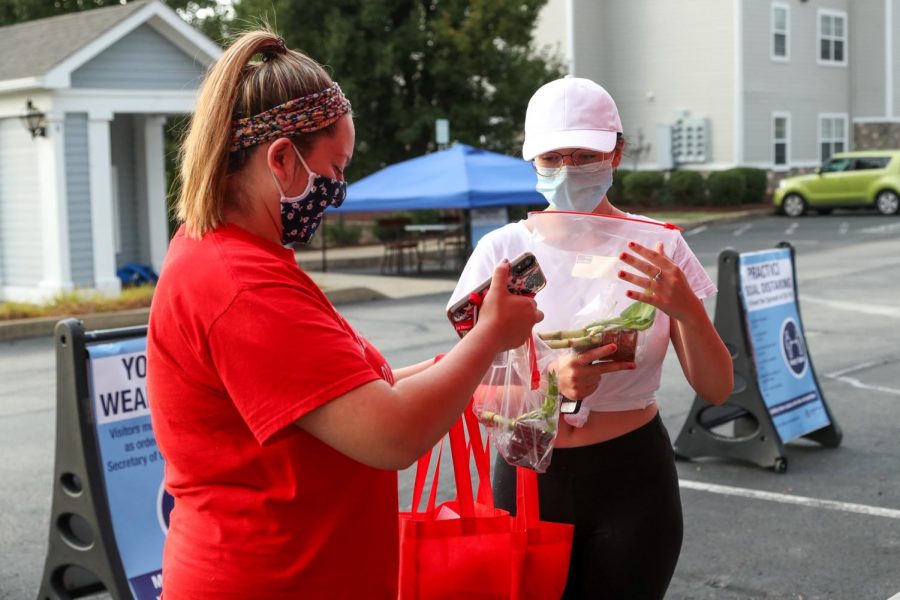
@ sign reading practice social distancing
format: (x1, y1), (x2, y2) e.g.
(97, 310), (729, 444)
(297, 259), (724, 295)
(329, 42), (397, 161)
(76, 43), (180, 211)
(738, 248), (831, 441)
(673, 243), (841, 473)
(88, 336), (169, 600)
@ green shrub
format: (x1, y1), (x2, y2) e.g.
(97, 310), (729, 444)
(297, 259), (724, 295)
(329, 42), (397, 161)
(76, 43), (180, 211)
(667, 170), (707, 206)
(411, 209), (442, 224)
(0, 285), (155, 321)
(707, 170), (746, 206)
(730, 167), (768, 204)
(623, 171), (665, 206)
(609, 169), (632, 205)
(325, 222), (363, 246)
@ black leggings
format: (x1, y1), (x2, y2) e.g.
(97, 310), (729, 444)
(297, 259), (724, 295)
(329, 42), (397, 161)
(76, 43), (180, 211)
(493, 413), (683, 600)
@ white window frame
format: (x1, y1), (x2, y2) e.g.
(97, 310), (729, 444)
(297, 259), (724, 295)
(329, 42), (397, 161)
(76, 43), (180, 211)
(772, 112), (790, 171)
(817, 9), (848, 67)
(818, 113), (849, 163)
(771, 2), (790, 62)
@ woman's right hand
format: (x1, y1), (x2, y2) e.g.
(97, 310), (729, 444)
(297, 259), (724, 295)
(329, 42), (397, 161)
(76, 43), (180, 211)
(475, 261), (544, 352)
(554, 344), (636, 400)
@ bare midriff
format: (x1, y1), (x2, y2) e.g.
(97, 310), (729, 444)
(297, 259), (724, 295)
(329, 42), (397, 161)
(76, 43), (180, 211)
(554, 402), (659, 447)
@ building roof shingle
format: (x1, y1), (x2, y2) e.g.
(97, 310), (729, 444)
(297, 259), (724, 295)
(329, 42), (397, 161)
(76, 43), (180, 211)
(0, 0), (151, 82)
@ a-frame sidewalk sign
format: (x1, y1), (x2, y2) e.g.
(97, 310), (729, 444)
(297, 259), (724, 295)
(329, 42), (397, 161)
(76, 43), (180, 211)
(674, 242), (842, 473)
(37, 319), (165, 600)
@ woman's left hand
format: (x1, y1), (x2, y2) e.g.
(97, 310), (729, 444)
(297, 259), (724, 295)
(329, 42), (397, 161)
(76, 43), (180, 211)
(617, 241), (702, 324)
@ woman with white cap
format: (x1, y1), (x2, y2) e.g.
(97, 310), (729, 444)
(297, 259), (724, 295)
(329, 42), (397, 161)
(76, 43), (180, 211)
(448, 77), (733, 598)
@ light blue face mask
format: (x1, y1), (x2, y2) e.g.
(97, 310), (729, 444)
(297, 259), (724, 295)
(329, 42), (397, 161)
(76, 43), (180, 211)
(536, 162), (614, 212)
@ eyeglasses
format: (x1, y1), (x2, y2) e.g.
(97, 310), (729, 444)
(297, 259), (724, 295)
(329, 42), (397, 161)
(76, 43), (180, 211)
(532, 150), (613, 176)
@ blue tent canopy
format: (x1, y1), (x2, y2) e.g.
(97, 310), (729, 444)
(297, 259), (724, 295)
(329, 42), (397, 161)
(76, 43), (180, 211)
(334, 143), (544, 213)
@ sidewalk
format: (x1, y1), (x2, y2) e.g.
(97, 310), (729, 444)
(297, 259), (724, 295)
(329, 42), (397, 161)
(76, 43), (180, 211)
(0, 207), (770, 341)
(295, 206), (772, 273)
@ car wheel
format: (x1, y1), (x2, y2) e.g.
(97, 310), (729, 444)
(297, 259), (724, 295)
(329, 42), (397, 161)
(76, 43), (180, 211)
(782, 193), (807, 217)
(875, 190), (900, 215)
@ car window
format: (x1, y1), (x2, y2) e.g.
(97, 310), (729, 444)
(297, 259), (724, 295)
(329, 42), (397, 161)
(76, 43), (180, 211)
(822, 158), (851, 173)
(852, 156), (891, 170)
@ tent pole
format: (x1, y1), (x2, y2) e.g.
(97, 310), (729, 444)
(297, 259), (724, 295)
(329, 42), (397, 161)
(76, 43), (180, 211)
(463, 208), (472, 264)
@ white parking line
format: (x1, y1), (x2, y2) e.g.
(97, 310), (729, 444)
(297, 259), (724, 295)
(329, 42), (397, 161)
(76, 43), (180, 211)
(827, 360), (890, 378)
(886, 591), (900, 600)
(679, 480), (900, 520)
(826, 375), (900, 397)
(785, 222), (799, 235)
(684, 225), (707, 237)
(733, 224), (752, 236)
(861, 222), (900, 234)
(799, 295), (900, 319)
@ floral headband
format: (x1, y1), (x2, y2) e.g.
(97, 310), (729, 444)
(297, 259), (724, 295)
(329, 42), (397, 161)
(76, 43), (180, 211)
(230, 82), (351, 152)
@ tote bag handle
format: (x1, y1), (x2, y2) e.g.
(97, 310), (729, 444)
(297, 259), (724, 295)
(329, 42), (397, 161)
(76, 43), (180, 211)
(515, 467), (540, 530)
(409, 403), (495, 517)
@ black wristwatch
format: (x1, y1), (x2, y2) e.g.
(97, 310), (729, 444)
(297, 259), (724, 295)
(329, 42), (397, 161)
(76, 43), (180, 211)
(559, 396), (582, 414)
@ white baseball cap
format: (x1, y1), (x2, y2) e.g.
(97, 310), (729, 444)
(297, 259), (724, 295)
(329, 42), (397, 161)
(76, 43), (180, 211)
(522, 76), (622, 160)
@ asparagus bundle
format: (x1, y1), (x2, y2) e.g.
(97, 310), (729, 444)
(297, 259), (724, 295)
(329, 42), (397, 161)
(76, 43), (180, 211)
(480, 371), (559, 472)
(537, 301), (657, 362)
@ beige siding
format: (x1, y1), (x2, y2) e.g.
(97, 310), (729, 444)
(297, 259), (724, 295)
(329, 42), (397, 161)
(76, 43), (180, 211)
(893, 0), (900, 118)
(850, 0), (887, 118)
(532, 0), (890, 169)
(742, 0), (851, 166)
(570, 0), (734, 168)
(64, 113), (93, 286)
(71, 25), (205, 90)
(534, 0), (570, 69)
(571, 0), (607, 79)
(0, 119), (42, 288)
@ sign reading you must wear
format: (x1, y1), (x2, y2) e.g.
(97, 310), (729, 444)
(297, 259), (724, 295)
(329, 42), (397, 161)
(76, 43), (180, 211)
(89, 337), (169, 600)
(738, 248), (831, 442)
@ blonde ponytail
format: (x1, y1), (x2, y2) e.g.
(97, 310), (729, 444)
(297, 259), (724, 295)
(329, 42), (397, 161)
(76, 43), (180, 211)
(177, 30), (334, 238)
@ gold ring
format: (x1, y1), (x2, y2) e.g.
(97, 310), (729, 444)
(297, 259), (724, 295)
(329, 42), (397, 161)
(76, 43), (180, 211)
(652, 270), (662, 282)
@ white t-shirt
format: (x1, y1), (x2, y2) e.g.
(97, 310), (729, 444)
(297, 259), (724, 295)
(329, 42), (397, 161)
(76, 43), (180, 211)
(447, 216), (716, 427)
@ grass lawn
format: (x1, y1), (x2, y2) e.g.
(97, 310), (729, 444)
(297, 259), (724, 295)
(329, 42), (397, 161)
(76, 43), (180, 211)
(0, 285), (155, 321)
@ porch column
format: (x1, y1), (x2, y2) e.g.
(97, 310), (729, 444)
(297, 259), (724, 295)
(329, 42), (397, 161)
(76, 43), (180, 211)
(87, 111), (121, 296)
(142, 115), (169, 275)
(37, 111), (74, 296)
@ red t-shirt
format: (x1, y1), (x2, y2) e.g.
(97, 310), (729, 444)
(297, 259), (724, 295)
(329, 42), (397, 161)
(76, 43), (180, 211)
(147, 224), (398, 599)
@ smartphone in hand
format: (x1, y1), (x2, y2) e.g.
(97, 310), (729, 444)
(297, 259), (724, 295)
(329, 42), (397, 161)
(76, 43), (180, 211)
(447, 252), (547, 338)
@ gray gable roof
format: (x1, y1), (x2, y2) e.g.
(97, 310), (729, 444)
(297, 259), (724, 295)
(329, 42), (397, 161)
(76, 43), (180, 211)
(0, 0), (151, 82)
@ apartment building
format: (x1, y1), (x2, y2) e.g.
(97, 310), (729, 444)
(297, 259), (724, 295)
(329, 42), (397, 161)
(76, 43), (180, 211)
(534, 0), (899, 173)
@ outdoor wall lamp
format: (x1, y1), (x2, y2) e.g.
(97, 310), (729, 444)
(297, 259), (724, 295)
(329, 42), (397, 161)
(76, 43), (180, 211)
(20, 99), (46, 138)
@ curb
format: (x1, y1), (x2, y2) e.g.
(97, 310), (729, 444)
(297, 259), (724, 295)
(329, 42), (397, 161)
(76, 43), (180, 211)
(0, 288), (389, 342)
(0, 308), (152, 342)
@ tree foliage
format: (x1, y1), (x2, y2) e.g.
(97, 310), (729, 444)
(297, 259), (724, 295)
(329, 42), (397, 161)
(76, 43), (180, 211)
(232, 0), (564, 178)
(0, 0), (564, 182)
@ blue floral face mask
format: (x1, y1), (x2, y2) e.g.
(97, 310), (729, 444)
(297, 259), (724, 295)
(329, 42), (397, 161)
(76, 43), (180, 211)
(271, 146), (347, 245)
(536, 161), (614, 213)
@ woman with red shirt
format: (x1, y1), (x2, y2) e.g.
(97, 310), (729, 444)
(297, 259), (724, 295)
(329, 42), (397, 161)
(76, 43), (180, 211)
(147, 30), (542, 599)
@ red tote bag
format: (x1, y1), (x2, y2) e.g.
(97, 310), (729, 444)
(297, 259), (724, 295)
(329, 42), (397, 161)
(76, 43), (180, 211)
(399, 409), (513, 600)
(399, 404), (573, 600)
(510, 467), (573, 600)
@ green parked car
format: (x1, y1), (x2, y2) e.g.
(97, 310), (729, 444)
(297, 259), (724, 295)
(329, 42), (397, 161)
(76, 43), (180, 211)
(773, 150), (900, 217)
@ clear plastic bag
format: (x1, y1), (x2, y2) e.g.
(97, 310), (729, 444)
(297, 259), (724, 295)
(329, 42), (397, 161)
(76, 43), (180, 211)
(526, 211), (681, 364)
(473, 336), (560, 473)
